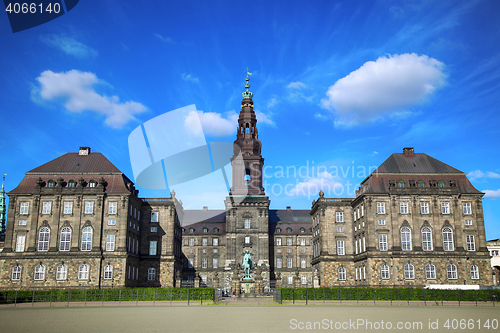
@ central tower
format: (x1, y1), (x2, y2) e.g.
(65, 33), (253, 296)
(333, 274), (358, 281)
(224, 71), (270, 288)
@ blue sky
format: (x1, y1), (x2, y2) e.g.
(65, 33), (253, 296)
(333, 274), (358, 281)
(1, 0), (499, 238)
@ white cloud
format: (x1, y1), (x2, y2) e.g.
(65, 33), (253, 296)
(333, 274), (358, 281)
(40, 34), (98, 58)
(288, 171), (343, 197)
(314, 113), (329, 121)
(154, 33), (175, 44)
(181, 73), (200, 83)
(468, 170), (500, 181)
(35, 70), (146, 128)
(185, 109), (274, 137)
(483, 189), (500, 198)
(267, 98), (279, 108)
(287, 81), (308, 89)
(321, 53), (445, 126)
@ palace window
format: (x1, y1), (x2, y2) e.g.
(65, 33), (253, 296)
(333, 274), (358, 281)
(56, 266), (67, 281)
(148, 268), (156, 281)
(84, 202), (93, 214)
(15, 235), (25, 252)
(108, 202), (117, 214)
(301, 258), (306, 268)
(336, 212), (344, 223)
(149, 240), (157, 255)
(337, 241), (345, 255)
(59, 227), (71, 251)
(466, 235), (476, 251)
(398, 180), (405, 188)
(441, 202), (450, 214)
(463, 203), (472, 215)
(420, 202), (429, 214)
(203, 228), (208, 233)
(276, 228), (282, 233)
(151, 212), (159, 222)
(78, 264), (89, 280)
(108, 219), (116, 226)
(300, 238), (306, 246)
(338, 267), (346, 281)
(202, 258), (207, 268)
(286, 238), (292, 246)
(287, 258), (293, 268)
(213, 258), (218, 268)
(214, 228), (219, 233)
(188, 238), (194, 246)
(64, 202), (73, 214)
(68, 180), (76, 187)
(400, 202), (409, 214)
(381, 265), (390, 279)
(106, 235), (115, 251)
(421, 227), (433, 251)
(301, 276), (307, 285)
(465, 219), (472, 226)
(42, 202), (51, 214)
(377, 202), (385, 214)
(202, 238), (208, 246)
(337, 227), (344, 232)
(276, 238), (282, 246)
(287, 276), (293, 285)
(244, 236), (250, 244)
(34, 265), (45, 280)
(244, 218), (251, 229)
(104, 265), (113, 280)
(81, 227), (93, 251)
(404, 264), (414, 279)
(20, 202), (29, 214)
(379, 234), (387, 251)
(276, 258), (282, 268)
(19, 219), (27, 226)
(425, 264), (436, 279)
(401, 227), (412, 251)
(447, 264), (458, 279)
(378, 219), (386, 225)
(213, 238), (219, 246)
(438, 181), (445, 188)
(300, 227), (305, 233)
(89, 181), (96, 188)
(287, 228), (292, 233)
(418, 180), (425, 188)
(188, 258), (194, 268)
(443, 227), (454, 251)
(470, 265), (479, 280)
(11, 266), (21, 281)
(151, 227), (157, 233)
(38, 227), (50, 251)
(189, 228), (194, 233)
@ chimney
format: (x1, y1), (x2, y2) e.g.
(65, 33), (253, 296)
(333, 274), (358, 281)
(286, 206), (291, 211)
(203, 206), (208, 211)
(79, 147), (91, 155)
(403, 147), (414, 156)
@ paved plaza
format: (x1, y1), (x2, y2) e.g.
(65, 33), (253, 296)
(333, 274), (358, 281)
(1, 303), (499, 332)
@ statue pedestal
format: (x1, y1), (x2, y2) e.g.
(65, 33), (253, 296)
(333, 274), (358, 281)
(241, 278), (254, 294)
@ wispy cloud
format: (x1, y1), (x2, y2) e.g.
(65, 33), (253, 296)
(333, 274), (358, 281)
(267, 98), (279, 108)
(321, 53), (446, 126)
(181, 73), (200, 84)
(40, 34), (98, 58)
(314, 113), (329, 121)
(34, 70), (146, 128)
(468, 170), (500, 181)
(287, 81), (308, 89)
(154, 33), (175, 44)
(483, 189), (500, 198)
(184, 109), (274, 137)
(288, 171), (343, 197)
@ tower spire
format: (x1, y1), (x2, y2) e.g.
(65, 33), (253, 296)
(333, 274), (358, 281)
(230, 70), (265, 195)
(0, 174), (6, 237)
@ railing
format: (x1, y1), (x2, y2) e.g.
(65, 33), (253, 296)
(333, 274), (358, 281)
(324, 198), (353, 203)
(141, 198), (170, 203)
(0, 288), (217, 307)
(279, 287), (499, 306)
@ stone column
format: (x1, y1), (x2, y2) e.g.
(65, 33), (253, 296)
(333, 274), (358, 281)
(194, 273), (201, 288)
(313, 269), (320, 288)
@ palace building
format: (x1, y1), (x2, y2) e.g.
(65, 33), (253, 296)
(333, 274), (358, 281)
(0, 75), (493, 290)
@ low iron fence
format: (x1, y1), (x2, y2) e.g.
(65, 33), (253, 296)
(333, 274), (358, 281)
(0, 288), (218, 306)
(277, 287), (499, 306)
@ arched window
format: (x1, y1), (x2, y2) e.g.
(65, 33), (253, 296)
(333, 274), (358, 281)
(213, 228), (219, 233)
(287, 228), (292, 233)
(78, 264), (89, 280)
(203, 228), (208, 233)
(81, 227), (92, 251)
(421, 227), (433, 251)
(56, 265), (67, 280)
(418, 181), (425, 188)
(47, 180), (55, 188)
(425, 264), (436, 279)
(38, 227), (50, 251)
(398, 180), (405, 188)
(381, 264), (390, 279)
(88, 180), (97, 188)
(443, 227), (454, 251)
(244, 218), (251, 229)
(404, 264), (414, 279)
(34, 265), (45, 280)
(338, 267), (346, 280)
(300, 228), (305, 233)
(446, 264), (457, 279)
(189, 228), (195, 233)
(244, 174), (251, 185)
(68, 179), (76, 188)
(276, 228), (281, 233)
(11, 266), (22, 281)
(104, 265), (113, 280)
(438, 181), (445, 188)
(148, 268), (156, 281)
(401, 227), (412, 251)
(470, 265), (479, 280)
(59, 227), (71, 251)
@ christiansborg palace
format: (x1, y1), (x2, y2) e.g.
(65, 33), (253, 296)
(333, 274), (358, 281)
(0, 76), (494, 291)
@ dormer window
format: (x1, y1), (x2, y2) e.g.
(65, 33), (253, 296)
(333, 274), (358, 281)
(89, 180), (96, 188)
(189, 228), (195, 233)
(214, 228), (219, 233)
(203, 228), (208, 233)
(68, 180), (76, 188)
(300, 228), (305, 233)
(287, 227), (292, 233)
(276, 227), (282, 233)
(47, 180), (55, 188)
(438, 181), (445, 188)
(418, 181), (425, 188)
(397, 180), (405, 188)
